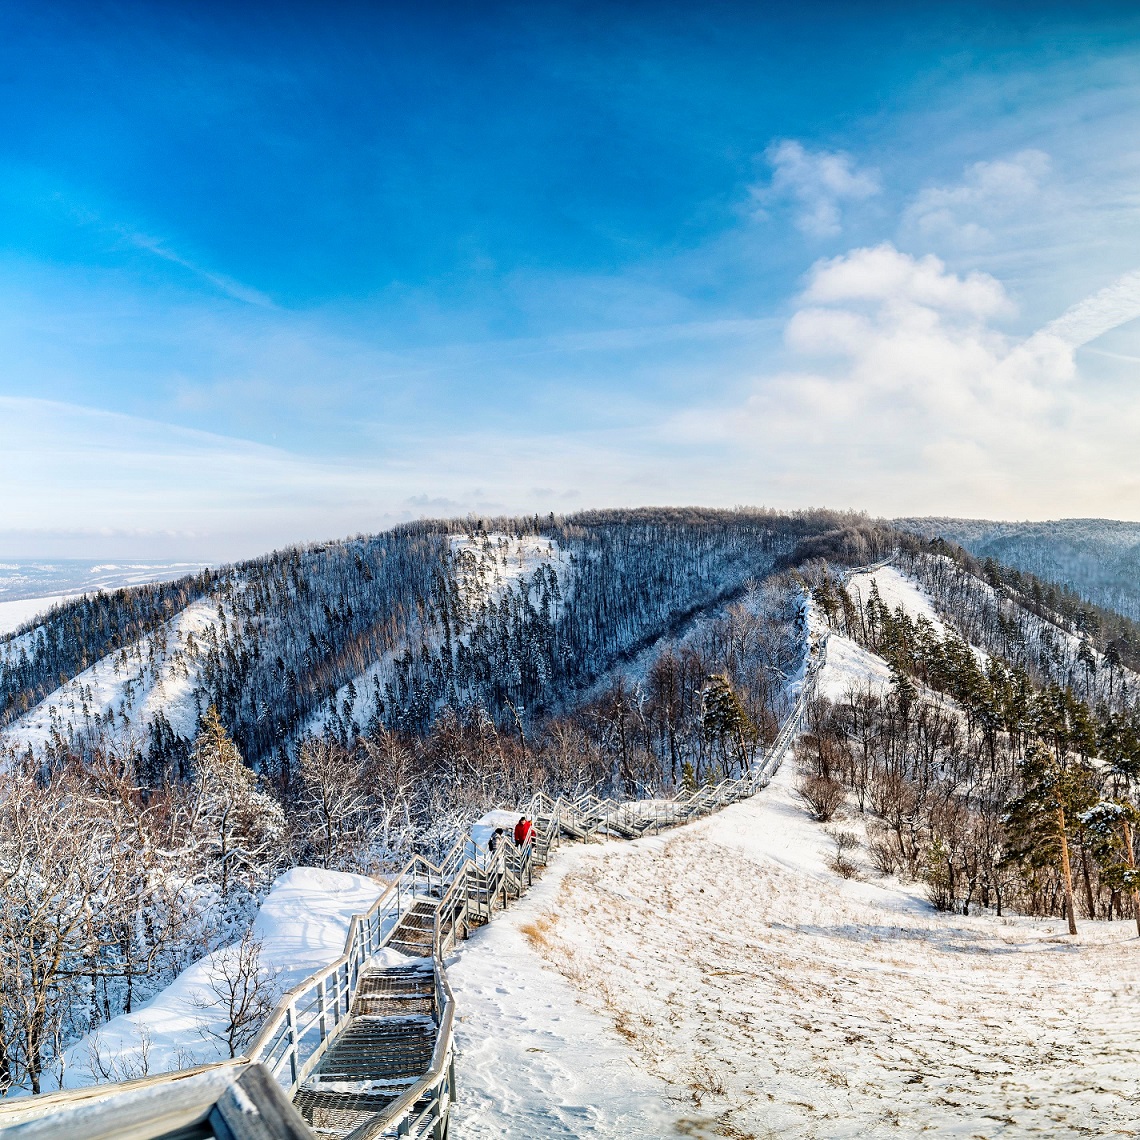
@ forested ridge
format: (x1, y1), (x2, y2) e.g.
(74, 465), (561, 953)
(5, 510), (1139, 1097)
(3, 508), (849, 772)
(898, 516), (1140, 622)
(0, 508), (830, 1093)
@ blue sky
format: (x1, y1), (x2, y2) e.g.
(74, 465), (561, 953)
(5, 1), (1140, 558)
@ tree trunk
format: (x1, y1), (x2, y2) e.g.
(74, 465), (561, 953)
(1078, 837), (1097, 920)
(1057, 803), (1078, 936)
(1122, 818), (1140, 939)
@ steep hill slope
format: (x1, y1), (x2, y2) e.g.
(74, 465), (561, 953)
(898, 516), (1140, 621)
(0, 509), (842, 770)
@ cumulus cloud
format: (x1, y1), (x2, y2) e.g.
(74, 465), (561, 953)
(664, 244), (1140, 518)
(902, 150), (1051, 246)
(756, 140), (880, 238)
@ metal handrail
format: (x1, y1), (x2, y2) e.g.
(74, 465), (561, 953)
(0, 614), (825, 1138)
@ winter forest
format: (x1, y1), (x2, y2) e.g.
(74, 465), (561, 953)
(1, 508), (1138, 1096)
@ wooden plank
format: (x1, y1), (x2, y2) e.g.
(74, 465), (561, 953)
(209, 1064), (316, 1140)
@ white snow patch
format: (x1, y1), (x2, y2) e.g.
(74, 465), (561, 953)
(450, 532), (566, 613)
(817, 632), (895, 701)
(0, 594), (74, 635)
(846, 564), (947, 635)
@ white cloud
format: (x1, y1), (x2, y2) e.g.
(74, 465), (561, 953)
(756, 140), (880, 238)
(902, 150), (1051, 246)
(663, 244), (1140, 519)
(1034, 267), (1140, 349)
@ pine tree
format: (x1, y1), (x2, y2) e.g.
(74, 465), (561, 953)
(1003, 741), (1097, 934)
(700, 673), (756, 777)
(1081, 799), (1140, 936)
(190, 706), (284, 907)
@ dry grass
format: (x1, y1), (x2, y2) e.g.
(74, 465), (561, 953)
(517, 914), (556, 950)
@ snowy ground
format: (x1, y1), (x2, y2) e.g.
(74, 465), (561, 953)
(446, 846), (681, 1138)
(493, 760), (1139, 1138)
(450, 616), (1140, 1138)
(845, 564), (948, 636)
(51, 868), (383, 1092)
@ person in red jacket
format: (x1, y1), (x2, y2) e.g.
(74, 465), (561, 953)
(513, 817), (534, 846)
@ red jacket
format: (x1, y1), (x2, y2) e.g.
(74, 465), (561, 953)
(514, 818), (534, 846)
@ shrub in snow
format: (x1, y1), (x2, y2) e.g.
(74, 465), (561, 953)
(192, 928), (281, 1059)
(796, 772), (845, 821)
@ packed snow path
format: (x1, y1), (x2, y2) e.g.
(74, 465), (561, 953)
(507, 704), (1140, 1134)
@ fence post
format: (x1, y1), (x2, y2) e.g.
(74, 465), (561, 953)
(286, 1002), (299, 1089)
(318, 974), (328, 1044)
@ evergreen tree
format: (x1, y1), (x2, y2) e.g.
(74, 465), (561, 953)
(1003, 741), (1097, 934)
(190, 706), (284, 908)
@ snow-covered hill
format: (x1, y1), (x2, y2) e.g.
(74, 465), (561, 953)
(2, 597), (223, 753)
(448, 611), (1140, 1138)
(301, 532), (568, 740)
(898, 516), (1140, 621)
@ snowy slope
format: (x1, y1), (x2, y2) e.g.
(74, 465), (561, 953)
(302, 532), (568, 738)
(2, 597), (223, 752)
(451, 532), (567, 613)
(52, 868), (383, 1091)
(845, 564), (948, 635)
(446, 623), (1140, 1138)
